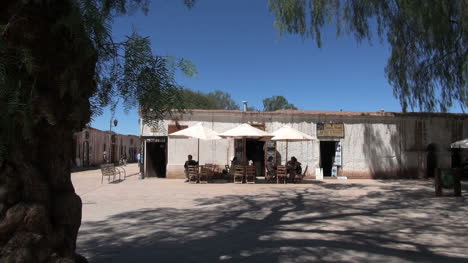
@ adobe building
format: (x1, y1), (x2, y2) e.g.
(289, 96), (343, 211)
(140, 109), (467, 179)
(73, 127), (141, 168)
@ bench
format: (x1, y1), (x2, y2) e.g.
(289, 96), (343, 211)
(100, 164), (125, 183)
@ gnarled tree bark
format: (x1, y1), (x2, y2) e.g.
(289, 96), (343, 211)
(1, 1), (96, 262)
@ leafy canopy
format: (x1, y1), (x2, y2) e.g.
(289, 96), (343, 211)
(269, 0), (467, 112)
(78, 0), (197, 122)
(0, 0), (195, 164)
(263, 95), (298, 111)
(181, 89), (240, 110)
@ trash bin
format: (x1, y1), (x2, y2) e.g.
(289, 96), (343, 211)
(441, 170), (454, 189)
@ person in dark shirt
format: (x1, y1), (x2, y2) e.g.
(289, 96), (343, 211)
(184, 155), (198, 182)
(286, 156), (302, 183)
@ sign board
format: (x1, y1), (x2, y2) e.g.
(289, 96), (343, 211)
(146, 138), (167, 143)
(317, 122), (345, 138)
(333, 141), (342, 166)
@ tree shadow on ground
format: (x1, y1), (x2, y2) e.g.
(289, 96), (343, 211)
(78, 182), (468, 263)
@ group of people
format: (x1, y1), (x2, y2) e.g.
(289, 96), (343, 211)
(266, 156), (302, 183)
(183, 154), (303, 183)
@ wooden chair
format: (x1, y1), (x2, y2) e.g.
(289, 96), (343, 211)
(245, 166), (256, 184)
(234, 165), (245, 184)
(188, 165), (199, 183)
(199, 164), (212, 183)
(204, 164), (214, 182)
(276, 165), (287, 184)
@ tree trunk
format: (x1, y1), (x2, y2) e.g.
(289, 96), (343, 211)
(1, 1), (96, 262)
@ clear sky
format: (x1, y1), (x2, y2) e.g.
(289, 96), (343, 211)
(91, 0), (463, 135)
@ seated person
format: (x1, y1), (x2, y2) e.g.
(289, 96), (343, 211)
(286, 156), (302, 183)
(266, 156), (277, 180)
(184, 155), (198, 182)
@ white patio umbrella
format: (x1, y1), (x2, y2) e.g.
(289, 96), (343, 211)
(219, 123), (272, 163)
(168, 122), (221, 162)
(451, 138), (468, 149)
(270, 126), (316, 164)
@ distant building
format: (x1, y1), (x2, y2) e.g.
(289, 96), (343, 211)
(140, 109), (467, 179)
(73, 127), (141, 167)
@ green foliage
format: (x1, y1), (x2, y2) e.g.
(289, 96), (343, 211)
(71, 0), (198, 122)
(269, 0), (468, 112)
(0, 0), (195, 164)
(246, 106), (257, 111)
(0, 42), (38, 166)
(263, 95), (298, 111)
(181, 89), (240, 110)
(178, 58), (198, 77)
(206, 90), (240, 110)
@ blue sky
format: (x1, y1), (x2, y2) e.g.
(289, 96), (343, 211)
(91, 0), (461, 135)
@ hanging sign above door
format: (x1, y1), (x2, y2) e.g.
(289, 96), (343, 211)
(317, 122), (345, 138)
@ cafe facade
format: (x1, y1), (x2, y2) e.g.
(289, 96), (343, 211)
(140, 109), (467, 179)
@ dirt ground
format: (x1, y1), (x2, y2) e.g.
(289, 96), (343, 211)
(73, 164), (468, 263)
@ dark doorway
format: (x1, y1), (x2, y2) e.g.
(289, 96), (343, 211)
(146, 139), (167, 178)
(245, 139), (265, 177)
(83, 141), (90, 167)
(451, 148), (461, 168)
(320, 141), (336, 177)
(111, 144), (118, 164)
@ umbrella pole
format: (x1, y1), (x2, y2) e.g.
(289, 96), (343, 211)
(243, 137), (247, 164)
(285, 140), (288, 165)
(197, 138), (200, 164)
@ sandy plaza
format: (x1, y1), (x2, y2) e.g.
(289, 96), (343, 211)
(74, 164), (468, 263)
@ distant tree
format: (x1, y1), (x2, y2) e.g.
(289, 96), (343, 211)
(268, 0), (467, 112)
(206, 90), (240, 110)
(180, 89), (215, 109)
(263, 96), (298, 111)
(182, 89), (240, 110)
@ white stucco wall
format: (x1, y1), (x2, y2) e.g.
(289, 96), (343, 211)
(141, 110), (467, 179)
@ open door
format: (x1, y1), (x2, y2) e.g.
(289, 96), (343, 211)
(146, 137), (168, 178)
(320, 141), (336, 177)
